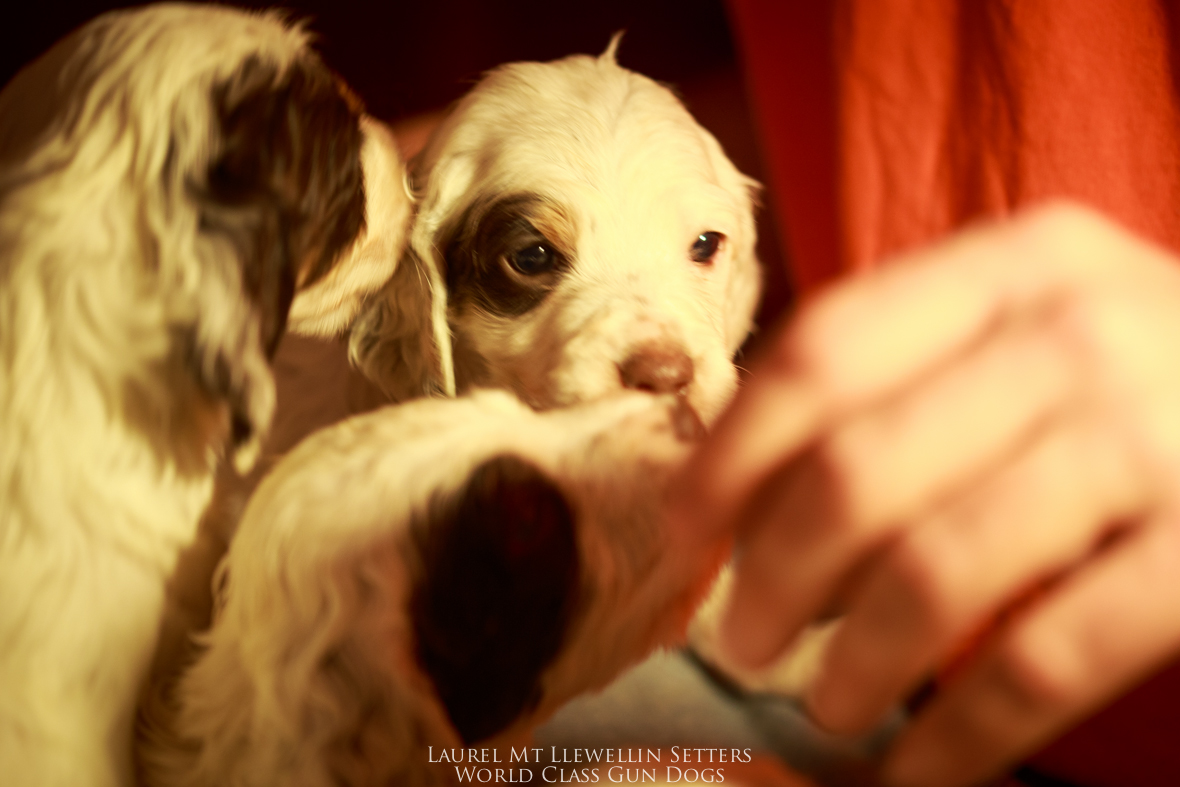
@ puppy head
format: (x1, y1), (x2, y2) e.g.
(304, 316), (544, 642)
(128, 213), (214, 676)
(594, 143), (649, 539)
(0, 5), (375, 472)
(405, 396), (713, 751)
(352, 42), (761, 421)
(179, 392), (720, 784)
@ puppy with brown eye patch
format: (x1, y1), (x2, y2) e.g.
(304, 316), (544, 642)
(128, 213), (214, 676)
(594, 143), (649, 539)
(351, 37), (761, 423)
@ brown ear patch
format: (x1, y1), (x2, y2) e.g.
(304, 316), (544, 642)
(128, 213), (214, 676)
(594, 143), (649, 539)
(196, 52), (366, 358)
(410, 454), (580, 744)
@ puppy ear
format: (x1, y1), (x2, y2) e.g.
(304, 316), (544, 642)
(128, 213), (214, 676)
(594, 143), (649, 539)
(199, 54), (366, 354)
(348, 244), (455, 401)
(191, 53), (366, 463)
(410, 455), (580, 744)
(695, 127), (763, 353)
(288, 117), (411, 337)
(727, 173), (764, 351)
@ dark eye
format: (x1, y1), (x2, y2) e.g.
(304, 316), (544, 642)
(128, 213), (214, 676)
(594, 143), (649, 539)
(690, 231), (724, 264)
(508, 243), (558, 276)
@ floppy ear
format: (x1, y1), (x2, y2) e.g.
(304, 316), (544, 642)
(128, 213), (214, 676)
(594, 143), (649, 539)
(726, 173), (764, 352)
(410, 454), (580, 744)
(198, 54), (366, 355)
(698, 128), (763, 353)
(348, 244), (455, 401)
(288, 116), (410, 337)
(348, 142), (456, 402)
(191, 53), (366, 465)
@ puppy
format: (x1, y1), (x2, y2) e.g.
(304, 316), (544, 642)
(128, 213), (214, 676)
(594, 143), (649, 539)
(0, 5), (408, 785)
(349, 39), (785, 704)
(351, 39), (760, 424)
(146, 390), (723, 787)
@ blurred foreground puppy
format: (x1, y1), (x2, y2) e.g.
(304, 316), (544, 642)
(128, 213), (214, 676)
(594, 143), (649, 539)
(146, 391), (720, 787)
(351, 40), (761, 424)
(0, 5), (409, 785)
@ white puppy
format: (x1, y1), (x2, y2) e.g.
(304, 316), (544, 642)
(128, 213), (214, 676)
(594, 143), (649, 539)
(351, 40), (761, 424)
(146, 390), (722, 787)
(0, 5), (408, 785)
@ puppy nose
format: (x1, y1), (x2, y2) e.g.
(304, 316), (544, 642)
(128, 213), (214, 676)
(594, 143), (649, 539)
(618, 343), (694, 394)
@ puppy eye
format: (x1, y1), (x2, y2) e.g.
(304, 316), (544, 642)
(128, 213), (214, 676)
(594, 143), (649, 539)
(690, 231), (724, 264)
(508, 243), (558, 276)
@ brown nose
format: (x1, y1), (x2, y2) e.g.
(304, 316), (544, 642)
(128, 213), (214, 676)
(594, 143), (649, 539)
(618, 342), (694, 394)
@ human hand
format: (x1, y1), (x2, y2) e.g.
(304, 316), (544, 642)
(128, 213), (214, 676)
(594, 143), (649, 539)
(669, 202), (1180, 786)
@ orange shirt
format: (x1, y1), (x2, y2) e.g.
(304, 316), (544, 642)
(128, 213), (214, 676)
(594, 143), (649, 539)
(729, 2), (1180, 785)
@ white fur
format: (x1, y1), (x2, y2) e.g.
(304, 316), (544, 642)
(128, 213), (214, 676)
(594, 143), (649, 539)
(0, 6), (406, 786)
(149, 391), (723, 787)
(352, 44), (761, 423)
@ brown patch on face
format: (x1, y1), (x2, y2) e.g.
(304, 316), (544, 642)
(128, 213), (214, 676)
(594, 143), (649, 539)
(410, 455), (580, 744)
(442, 193), (577, 317)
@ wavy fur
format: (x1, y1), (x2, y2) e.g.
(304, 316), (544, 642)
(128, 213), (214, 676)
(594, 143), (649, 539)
(0, 6), (405, 785)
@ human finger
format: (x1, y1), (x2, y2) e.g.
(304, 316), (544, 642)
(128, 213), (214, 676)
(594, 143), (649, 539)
(720, 319), (1075, 668)
(881, 515), (1180, 787)
(807, 415), (1147, 734)
(675, 202), (1164, 550)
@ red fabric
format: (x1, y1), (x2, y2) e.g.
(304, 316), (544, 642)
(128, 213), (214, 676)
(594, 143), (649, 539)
(725, 3), (843, 293)
(732, 0), (1180, 289)
(729, 1), (1180, 785)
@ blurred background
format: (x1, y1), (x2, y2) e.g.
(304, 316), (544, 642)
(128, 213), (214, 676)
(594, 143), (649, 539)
(0, 0), (792, 333)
